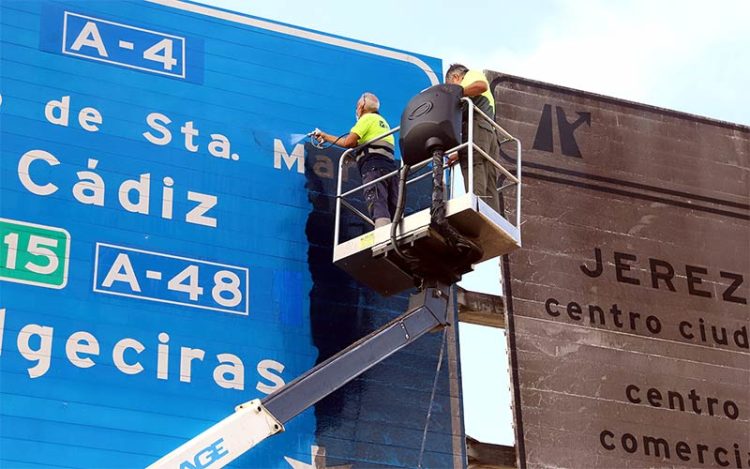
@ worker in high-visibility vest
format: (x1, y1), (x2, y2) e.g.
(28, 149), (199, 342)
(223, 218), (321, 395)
(314, 92), (398, 228)
(445, 64), (500, 212)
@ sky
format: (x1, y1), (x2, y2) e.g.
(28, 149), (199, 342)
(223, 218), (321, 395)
(199, 0), (749, 447)
(202, 0), (750, 126)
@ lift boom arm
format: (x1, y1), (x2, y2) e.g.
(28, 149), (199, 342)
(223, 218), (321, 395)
(147, 283), (451, 469)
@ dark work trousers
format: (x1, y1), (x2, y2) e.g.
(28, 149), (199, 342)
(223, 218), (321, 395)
(361, 167), (399, 222)
(459, 119), (501, 213)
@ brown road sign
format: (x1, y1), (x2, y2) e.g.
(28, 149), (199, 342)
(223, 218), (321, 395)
(490, 72), (749, 469)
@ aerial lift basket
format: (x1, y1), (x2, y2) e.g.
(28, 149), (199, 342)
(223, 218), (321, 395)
(333, 84), (522, 295)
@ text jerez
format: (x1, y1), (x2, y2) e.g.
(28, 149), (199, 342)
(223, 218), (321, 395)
(540, 245), (749, 467)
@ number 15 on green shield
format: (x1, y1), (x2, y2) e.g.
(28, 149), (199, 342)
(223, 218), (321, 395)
(0, 218), (70, 289)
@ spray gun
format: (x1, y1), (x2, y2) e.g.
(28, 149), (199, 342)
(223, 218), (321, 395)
(306, 128), (325, 148)
(297, 128), (347, 149)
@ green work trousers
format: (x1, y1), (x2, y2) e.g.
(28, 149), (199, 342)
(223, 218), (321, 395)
(459, 120), (500, 213)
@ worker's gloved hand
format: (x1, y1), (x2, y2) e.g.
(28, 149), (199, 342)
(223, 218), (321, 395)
(313, 129), (327, 145)
(446, 151), (459, 165)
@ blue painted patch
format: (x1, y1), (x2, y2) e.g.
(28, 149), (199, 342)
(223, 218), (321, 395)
(274, 269), (304, 327)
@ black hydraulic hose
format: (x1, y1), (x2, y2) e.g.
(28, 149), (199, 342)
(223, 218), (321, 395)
(429, 148), (483, 264)
(390, 164), (418, 262)
(313, 132), (349, 149)
(430, 148), (447, 225)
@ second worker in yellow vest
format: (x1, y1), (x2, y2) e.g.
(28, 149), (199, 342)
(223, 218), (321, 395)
(445, 64), (501, 213)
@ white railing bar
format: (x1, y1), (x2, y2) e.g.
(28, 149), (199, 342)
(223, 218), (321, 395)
(340, 167), (397, 198)
(498, 182), (515, 192)
(464, 97), (475, 197)
(515, 138), (522, 230)
(472, 143), (520, 184)
(340, 145), (454, 199)
(462, 98), (523, 230)
(335, 127), (399, 245)
(335, 98), (523, 244)
(471, 104), (515, 141)
(340, 198), (375, 226)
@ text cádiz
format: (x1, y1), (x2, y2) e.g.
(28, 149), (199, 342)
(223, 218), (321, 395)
(16, 95), (221, 228)
(0, 308), (285, 394)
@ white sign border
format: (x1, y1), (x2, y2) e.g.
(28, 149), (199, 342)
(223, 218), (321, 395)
(145, 0), (440, 85)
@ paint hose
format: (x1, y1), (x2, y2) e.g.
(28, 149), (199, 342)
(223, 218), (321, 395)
(429, 148), (483, 264)
(390, 164), (418, 263)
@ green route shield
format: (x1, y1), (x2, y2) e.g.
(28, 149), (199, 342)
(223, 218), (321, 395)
(0, 218), (70, 289)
